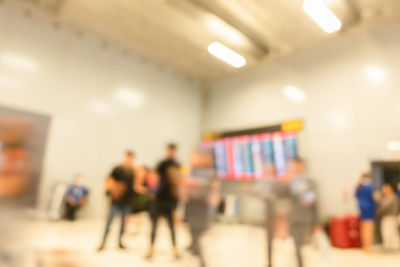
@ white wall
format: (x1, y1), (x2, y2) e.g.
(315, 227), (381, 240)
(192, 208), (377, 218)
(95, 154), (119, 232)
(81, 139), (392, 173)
(206, 20), (400, 216)
(0, 1), (202, 216)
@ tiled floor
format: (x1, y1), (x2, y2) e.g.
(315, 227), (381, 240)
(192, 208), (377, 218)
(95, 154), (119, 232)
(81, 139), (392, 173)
(1, 214), (400, 267)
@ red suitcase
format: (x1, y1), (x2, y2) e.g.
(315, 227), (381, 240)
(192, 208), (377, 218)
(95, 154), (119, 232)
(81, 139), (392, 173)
(329, 215), (361, 248)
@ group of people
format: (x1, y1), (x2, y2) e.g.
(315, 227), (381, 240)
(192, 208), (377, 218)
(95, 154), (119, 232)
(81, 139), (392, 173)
(64, 144), (319, 267)
(59, 150), (400, 266)
(356, 173), (400, 252)
(96, 143), (183, 259)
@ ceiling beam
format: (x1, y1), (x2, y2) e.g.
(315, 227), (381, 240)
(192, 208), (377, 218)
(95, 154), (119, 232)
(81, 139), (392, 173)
(188, 0), (269, 55)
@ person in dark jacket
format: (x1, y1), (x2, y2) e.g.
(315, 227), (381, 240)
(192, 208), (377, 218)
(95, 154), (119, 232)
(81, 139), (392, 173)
(97, 151), (135, 251)
(145, 143), (181, 260)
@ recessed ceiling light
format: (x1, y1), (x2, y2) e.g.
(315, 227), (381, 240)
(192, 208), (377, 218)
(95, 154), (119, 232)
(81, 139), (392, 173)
(1, 53), (39, 73)
(114, 87), (145, 109)
(364, 65), (386, 83)
(302, 0), (342, 33)
(207, 42), (246, 68)
(88, 100), (111, 114)
(283, 85), (306, 103)
(386, 141), (400, 152)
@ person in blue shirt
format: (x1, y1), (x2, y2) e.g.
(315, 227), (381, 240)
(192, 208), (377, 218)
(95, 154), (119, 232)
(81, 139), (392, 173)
(64, 174), (88, 221)
(355, 173), (376, 252)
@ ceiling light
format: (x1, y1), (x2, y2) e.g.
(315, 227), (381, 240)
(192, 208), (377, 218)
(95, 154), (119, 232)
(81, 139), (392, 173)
(386, 141), (400, 152)
(88, 100), (111, 114)
(364, 65), (386, 83)
(114, 87), (145, 109)
(208, 42), (246, 68)
(302, 0), (342, 33)
(1, 53), (39, 73)
(283, 86), (306, 103)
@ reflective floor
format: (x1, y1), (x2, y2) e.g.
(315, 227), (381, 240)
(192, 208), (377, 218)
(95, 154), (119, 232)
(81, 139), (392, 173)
(1, 215), (400, 267)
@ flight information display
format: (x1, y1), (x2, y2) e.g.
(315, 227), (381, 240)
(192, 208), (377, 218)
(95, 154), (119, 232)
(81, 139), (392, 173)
(203, 132), (298, 180)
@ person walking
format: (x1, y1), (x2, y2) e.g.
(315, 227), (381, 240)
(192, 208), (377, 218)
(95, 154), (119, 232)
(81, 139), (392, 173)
(97, 151), (135, 251)
(145, 143), (181, 260)
(286, 157), (318, 267)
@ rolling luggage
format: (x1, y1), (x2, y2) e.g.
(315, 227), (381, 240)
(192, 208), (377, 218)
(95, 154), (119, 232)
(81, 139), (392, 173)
(329, 215), (361, 248)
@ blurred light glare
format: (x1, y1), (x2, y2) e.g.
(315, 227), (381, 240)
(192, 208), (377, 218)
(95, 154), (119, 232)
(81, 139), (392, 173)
(330, 110), (351, 131)
(206, 18), (245, 46)
(114, 88), (145, 109)
(208, 42), (246, 68)
(302, 0), (342, 33)
(1, 53), (39, 73)
(283, 86), (307, 103)
(364, 65), (386, 83)
(386, 141), (400, 152)
(88, 100), (111, 114)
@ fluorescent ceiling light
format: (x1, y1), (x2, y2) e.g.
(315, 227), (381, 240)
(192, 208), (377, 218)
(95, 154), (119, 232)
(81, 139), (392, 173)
(283, 85), (306, 103)
(302, 0), (342, 33)
(208, 42), (246, 68)
(386, 141), (400, 152)
(114, 87), (145, 109)
(1, 53), (39, 73)
(364, 65), (386, 83)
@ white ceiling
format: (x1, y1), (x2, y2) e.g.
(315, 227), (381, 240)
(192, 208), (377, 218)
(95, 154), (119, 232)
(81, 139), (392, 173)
(17, 0), (400, 81)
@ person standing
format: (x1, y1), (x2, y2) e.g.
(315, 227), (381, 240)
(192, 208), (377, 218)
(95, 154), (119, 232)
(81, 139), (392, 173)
(286, 157), (318, 267)
(376, 183), (400, 252)
(185, 149), (219, 267)
(97, 151), (135, 251)
(355, 173), (376, 252)
(145, 143), (180, 260)
(64, 174), (88, 221)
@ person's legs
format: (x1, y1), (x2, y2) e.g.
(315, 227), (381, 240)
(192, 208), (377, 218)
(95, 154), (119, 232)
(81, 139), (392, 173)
(389, 216), (400, 250)
(118, 204), (131, 248)
(291, 224), (308, 267)
(381, 216), (400, 251)
(146, 204), (159, 258)
(191, 228), (206, 267)
(165, 205), (180, 259)
(166, 207), (177, 248)
(190, 228), (201, 255)
(65, 202), (74, 220)
(98, 204), (118, 250)
(70, 205), (79, 221)
(361, 220), (374, 252)
(266, 200), (274, 267)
